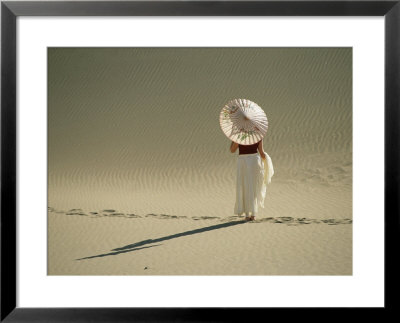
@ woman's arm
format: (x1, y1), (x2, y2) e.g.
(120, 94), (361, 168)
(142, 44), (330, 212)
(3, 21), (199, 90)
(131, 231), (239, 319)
(258, 139), (266, 159)
(230, 141), (239, 153)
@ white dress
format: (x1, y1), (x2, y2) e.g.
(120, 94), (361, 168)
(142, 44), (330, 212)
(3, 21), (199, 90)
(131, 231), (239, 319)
(234, 152), (274, 216)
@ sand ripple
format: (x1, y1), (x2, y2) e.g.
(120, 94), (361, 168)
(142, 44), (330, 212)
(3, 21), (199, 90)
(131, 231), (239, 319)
(48, 48), (352, 221)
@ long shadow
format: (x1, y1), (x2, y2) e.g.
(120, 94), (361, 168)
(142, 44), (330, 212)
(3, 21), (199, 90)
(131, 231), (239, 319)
(76, 220), (246, 261)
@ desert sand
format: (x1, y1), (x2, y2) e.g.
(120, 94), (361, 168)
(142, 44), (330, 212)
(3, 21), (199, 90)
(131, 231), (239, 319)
(48, 47), (352, 275)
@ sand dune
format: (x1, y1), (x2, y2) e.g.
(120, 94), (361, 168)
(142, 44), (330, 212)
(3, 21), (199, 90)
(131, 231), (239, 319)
(48, 209), (352, 276)
(48, 47), (352, 275)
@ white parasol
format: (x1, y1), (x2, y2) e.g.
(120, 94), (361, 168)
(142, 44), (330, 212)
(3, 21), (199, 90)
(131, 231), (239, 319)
(219, 98), (268, 145)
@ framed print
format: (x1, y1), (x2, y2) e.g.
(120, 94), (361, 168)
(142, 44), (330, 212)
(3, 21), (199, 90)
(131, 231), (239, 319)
(1, 0), (399, 321)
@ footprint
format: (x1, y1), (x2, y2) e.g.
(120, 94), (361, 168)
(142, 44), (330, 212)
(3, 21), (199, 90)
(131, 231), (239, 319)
(102, 209), (116, 213)
(66, 212), (87, 216)
(277, 217), (294, 222)
(127, 214), (141, 218)
(108, 213), (125, 217)
(159, 214), (174, 219)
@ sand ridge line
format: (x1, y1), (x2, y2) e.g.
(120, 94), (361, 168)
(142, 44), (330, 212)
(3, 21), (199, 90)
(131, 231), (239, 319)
(48, 207), (352, 225)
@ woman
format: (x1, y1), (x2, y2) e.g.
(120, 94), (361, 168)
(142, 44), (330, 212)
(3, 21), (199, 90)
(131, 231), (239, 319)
(230, 139), (267, 221)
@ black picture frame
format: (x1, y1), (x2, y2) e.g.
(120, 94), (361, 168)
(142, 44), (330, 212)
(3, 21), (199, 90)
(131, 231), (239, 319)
(1, 0), (399, 321)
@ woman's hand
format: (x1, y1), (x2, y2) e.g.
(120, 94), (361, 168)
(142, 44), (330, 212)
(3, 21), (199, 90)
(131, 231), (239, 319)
(230, 141), (239, 153)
